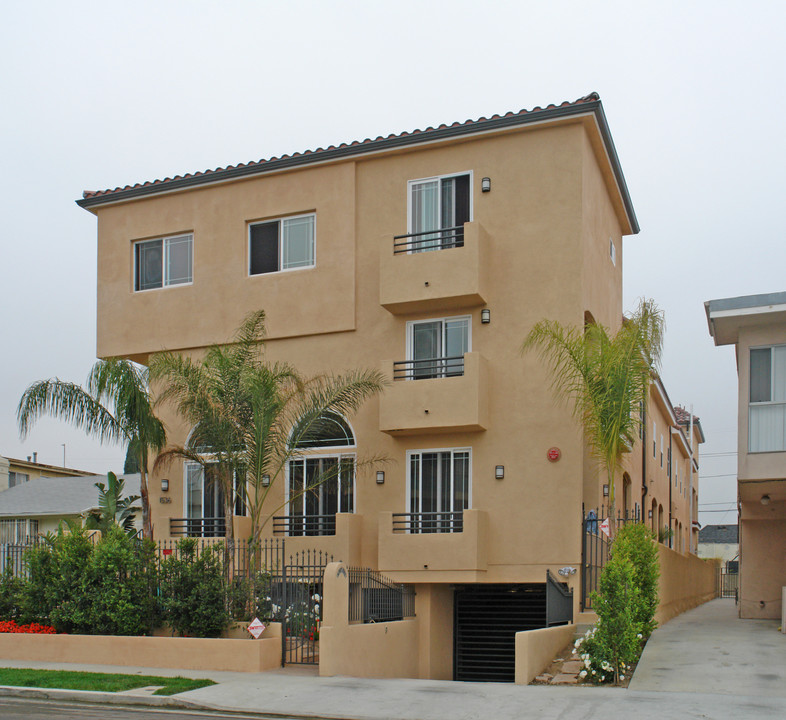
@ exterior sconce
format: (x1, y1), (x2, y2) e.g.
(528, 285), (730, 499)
(603, 484), (609, 497)
(376, 471), (385, 485)
(481, 309), (491, 324)
(761, 494), (771, 506)
(495, 465), (505, 480)
(558, 566), (577, 577)
(481, 177), (491, 193)
(161, 478), (169, 492)
(262, 474), (271, 487)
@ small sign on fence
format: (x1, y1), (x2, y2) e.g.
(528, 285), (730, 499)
(599, 518), (610, 538)
(247, 617), (266, 639)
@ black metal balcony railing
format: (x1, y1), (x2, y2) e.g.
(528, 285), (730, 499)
(392, 511), (464, 534)
(273, 514), (337, 537)
(393, 355), (465, 381)
(393, 225), (465, 254)
(169, 517), (226, 538)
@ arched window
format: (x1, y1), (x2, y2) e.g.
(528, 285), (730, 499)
(293, 412), (355, 449)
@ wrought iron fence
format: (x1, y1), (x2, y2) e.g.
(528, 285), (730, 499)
(392, 511), (463, 534)
(392, 356), (465, 380)
(581, 505), (641, 611)
(348, 567), (415, 624)
(392, 225), (465, 254)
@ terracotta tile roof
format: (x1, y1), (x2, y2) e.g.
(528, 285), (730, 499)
(79, 92), (612, 206)
(674, 406), (700, 425)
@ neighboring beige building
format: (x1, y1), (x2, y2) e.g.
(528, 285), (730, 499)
(706, 291), (786, 619)
(698, 524), (739, 565)
(77, 93), (701, 680)
(0, 454), (97, 493)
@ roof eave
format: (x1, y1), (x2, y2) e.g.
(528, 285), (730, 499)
(76, 99), (639, 234)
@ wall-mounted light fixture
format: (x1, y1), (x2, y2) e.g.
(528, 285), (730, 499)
(262, 474), (271, 487)
(603, 484), (609, 497)
(495, 465), (505, 480)
(761, 494), (771, 506)
(161, 478), (169, 492)
(481, 177), (491, 193)
(648, 509), (653, 519)
(481, 308), (491, 324)
(376, 471), (385, 485)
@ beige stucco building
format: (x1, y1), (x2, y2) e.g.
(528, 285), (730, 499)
(78, 93), (702, 680)
(706, 291), (786, 619)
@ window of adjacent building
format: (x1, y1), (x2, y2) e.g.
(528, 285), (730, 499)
(408, 448), (470, 532)
(134, 234), (193, 291)
(609, 237), (616, 266)
(749, 345), (786, 452)
(249, 214), (315, 275)
(406, 316), (470, 380)
(407, 173), (471, 252)
(285, 412), (355, 536)
(652, 421), (656, 458)
(0, 518), (38, 543)
(8, 472), (29, 488)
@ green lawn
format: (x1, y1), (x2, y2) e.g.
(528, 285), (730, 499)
(0, 667), (215, 696)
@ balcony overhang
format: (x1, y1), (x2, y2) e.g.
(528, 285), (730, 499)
(379, 352), (489, 435)
(379, 222), (488, 314)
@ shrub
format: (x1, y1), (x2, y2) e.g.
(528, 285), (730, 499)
(20, 535), (61, 625)
(159, 539), (229, 638)
(0, 565), (24, 621)
(612, 522), (659, 637)
(86, 527), (158, 636)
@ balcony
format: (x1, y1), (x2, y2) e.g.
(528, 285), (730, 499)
(170, 517), (226, 538)
(378, 509), (488, 579)
(379, 221), (488, 314)
(272, 512), (363, 566)
(379, 352), (488, 435)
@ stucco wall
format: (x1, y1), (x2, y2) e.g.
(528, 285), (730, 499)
(515, 624), (577, 684)
(0, 628), (282, 673)
(656, 544), (716, 625)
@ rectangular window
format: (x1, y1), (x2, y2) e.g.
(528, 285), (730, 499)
(249, 214), (315, 275)
(408, 448), (470, 533)
(652, 422), (656, 458)
(609, 237), (617, 266)
(8, 472), (29, 488)
(134, 234), (193, 291)
(184, 462), (245, 538)
(405, 316), (470, 380)
(286, 455), (354, 536)
(408, 173), (471, 252)
(749, 345), (786, 452)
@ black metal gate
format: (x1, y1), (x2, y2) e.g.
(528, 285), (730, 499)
(279, 550), (332, 665)
(717, 565), (739, 600)
(453, 584), (547, 683)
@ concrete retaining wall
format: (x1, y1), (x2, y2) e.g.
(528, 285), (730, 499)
(514, 624), (576, 684)
(0, 623), (282, 673)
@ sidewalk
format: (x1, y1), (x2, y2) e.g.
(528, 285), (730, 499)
(2, 599), (785, 719)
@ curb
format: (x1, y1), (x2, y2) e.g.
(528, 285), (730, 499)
(0, 685), (203, 710)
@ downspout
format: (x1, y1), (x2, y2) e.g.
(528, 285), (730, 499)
(668, 431), (673, 549)
(688, 405), (695, 553)
(641, 406), (648, 521)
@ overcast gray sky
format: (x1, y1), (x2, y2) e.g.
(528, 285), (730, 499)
(2, 0), (784, 526)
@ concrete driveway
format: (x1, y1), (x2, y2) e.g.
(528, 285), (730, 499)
(630, 598), (786, 697)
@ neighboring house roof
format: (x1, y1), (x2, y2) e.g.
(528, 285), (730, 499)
(0, 474), (141, 518)
(674, 406), (706, 444)
(698, 524), (739, 544)
(76, 92), (638, 233)
(705, 291), (786, 346)
(3, 455), (98, 477)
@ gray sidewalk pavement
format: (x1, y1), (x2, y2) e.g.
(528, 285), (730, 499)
(2, 598), (786, 719)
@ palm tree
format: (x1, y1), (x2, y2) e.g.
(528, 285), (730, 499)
(17, 359), (166, 539)
(150, 310), (385, 544)
(85, 471), (141, 537)
(522, 299), (664, 534)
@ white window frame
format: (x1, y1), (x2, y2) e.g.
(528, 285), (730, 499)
(133, 233), (193, 292)
(248, 212), (316, 276)
(405, 315), (472, 378)
(182, 461), (247, 520)
(405, 446), (472, 515)
(749, 343), (786, 453)
(406, 170), (473, 248)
